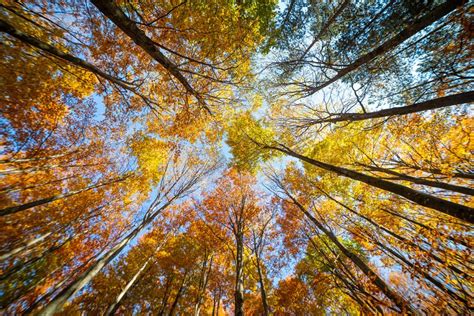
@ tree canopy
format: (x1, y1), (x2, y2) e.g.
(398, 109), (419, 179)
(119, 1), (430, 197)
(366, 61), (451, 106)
(1, 0), (472, 314)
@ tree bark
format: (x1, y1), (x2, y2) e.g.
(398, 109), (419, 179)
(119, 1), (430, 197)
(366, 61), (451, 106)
(90, 0), (204, 106)
(0, 175), (127, 217)
(312, 91), (474, 124)
(158, 276), (174, 316)
(234, 233), (244, 316)
(194, 254), (213, 316)
(356, 163), (474, 196)
(105, 238), (168, 316)
(255, 256), (270, 316)
(168, 273), (187, 316)
(307, 0), (464, 94)
(380, 207), (469, 248)
(267, 144), (474, 223)
(0, 19), (135, 91)
(38, 199), (172, 315)
(314, 185), (471, 277)
(375, 239), (468, 307)
(283, 190), (415, 314)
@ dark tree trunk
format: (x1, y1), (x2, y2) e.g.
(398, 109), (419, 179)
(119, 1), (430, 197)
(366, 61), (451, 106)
(313, 91), (474, 124)
(234, 233), (244, 316)
(90, 0), (203, 105)
(284, 190), (415, 314)
(307, 0), (464, 94)
(255, 256), (270, 316)
(168, 273), (187, 316)
(267, 145), (474, 223)
(356, 163), (474, 196)
(0, 19), (135, 91)
(0, 175), (127, 217)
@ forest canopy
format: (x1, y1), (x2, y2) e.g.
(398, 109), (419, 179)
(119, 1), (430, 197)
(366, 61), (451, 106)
(0, 0), (473, 315)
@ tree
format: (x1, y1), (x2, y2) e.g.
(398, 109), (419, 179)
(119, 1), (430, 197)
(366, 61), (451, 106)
(197, 169), (262, 316)
(1, 1), (472, 314)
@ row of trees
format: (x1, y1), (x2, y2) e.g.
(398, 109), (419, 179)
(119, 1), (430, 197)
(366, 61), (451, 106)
(1, 0), (472, 314)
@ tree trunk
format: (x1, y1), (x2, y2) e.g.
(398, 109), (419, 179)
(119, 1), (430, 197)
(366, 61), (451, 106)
(255, 256), (270, 316)
(375, 239), (468, 307)
(168, 273), (187, 316)
(0, 175), (127, 217)
(380, 207), (469, 247)
(0, 151), (78, 164)
(356, 162), (474, 196)
(316, 186), (471, 278)
(390, 161), (474, 180)
(158, 277), (174, 316)
(297, 0), (350, 62)
(284, 190), (415, 314)
(313, 91), (474, 124)
(1, 233), (75, 281)
(234, 233), (244, 316)
(307, 0), (464, 94)
(90, 0), (203, 105)
(105, 237), (168, 316)
(216, 288), (222, 316)
(0, 19), (135, 91)
(194, 254), (213, 316)
(0, 232), (52, 261)
(38, 199), (172, 315)
(268, 145), (474, 223)
(0, 175), (76, 195)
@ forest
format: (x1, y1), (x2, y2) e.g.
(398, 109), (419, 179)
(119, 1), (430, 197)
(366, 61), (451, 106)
(0, 0), (472, 315)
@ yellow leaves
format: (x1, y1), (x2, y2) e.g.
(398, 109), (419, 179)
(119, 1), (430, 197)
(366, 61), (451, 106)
(226, 110), (278, 171)
(130, 135), (170, 186)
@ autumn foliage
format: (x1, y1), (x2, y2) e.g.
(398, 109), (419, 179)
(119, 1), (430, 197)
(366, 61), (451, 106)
(0, 0), (472, 315)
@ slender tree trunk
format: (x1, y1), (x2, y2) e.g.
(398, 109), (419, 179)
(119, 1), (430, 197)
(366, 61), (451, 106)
(380, 207), (469, 247)
(105, 237), (168, 316)
(234, 233), (244, 316)
(21, 246), (108, 314)
(0, 175), (127, 217)
(267, 145), (474, 223)
(375, 239), (468, 307)
(2, 202), (108, 261)
(313, 91), (474, 124)
(255, 256), (270, 316)
(194, 254), (213, 316)
(0, 233), (75, 281)
(216, 288), (222, 316)
(211, 290), (217, 316)
(391, 161), (474, 180)
(297, 0), (350, 62)
(37, 199), (172, 315)
(90, 0), (203, 105)
(0, 232), (52, 261)
(168, 273), (187, 316)
(0, 175), (77, 195)
(316, 186), (471, 277)
(283, 189), (416, 314)
(307, 0), (464, 94)
(0, 19), (135, 90)
(0, 151), (78, 164)
(356, 163), (474, 195)
(307, 236), (383, 314)
(159, 277), (174, 316)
